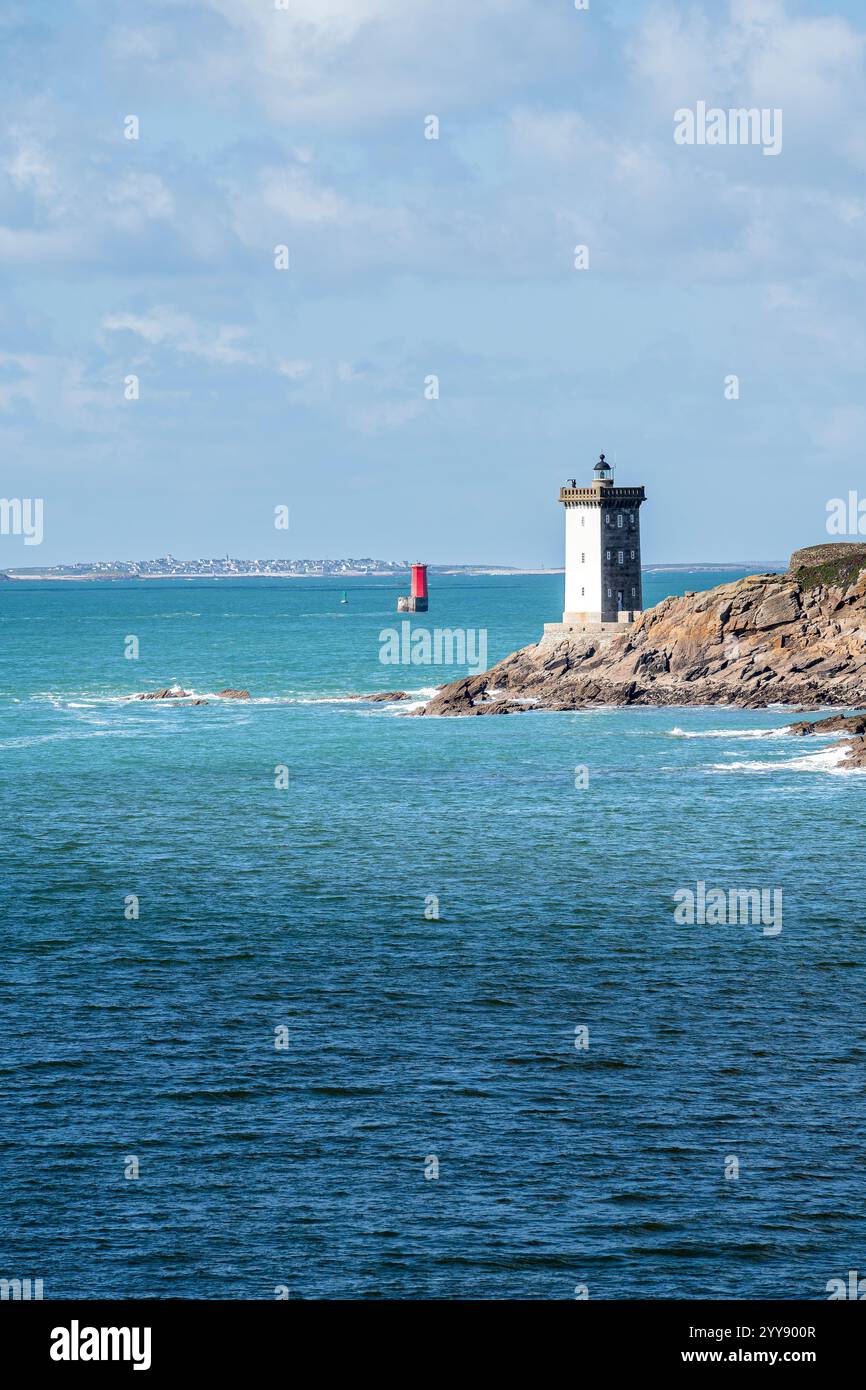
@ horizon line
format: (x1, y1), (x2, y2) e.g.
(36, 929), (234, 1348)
(2, 557), (791, 573)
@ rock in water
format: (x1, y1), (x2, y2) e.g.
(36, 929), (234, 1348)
(133, 686), (250, 701)
(786, 714), (866, 737)
(841, 738), (866, 769)
(781, 711), (866, 771)
(359, 691), (412, 702)
(133, 687), (192, 700)
(414, 545), (866, 716)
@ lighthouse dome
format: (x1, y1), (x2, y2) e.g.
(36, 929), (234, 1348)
(593, 452), (613, 481)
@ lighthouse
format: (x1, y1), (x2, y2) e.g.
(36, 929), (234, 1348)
(397, 563), (429, 612)
(559, 454), (646, 626)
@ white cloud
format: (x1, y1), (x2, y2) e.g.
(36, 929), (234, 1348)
(102, 308), (256, 365)
(632, 0), (866, 124)
(1, 121), (74, 223)
(106, 173), (174, 226)
(107, 26), (164, 62)
(4, 0), (866, 296)
(278, 359), (312, 380)
(257, 166), (343, 225)
(0, 350), (120, 429)
(0, 225), (79, 263)
(5, 135), (59, 201)
(191, 0), (588, 126)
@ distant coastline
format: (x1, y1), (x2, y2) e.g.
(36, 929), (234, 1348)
(1, 559), (786, 582)
(2, 565), (561, 581)
(643, 562), (786, 573)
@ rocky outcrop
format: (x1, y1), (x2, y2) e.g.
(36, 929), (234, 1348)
(783, 712), (866, 770)
(134, 687), (192, 700)
(790, 543), (866, 592)
(842, 740), (866, 769)
(360, 690), (412, 702)
(411, 544), (866, 716)
(786, 713), (866, 737)
(133, 687), (250, 701)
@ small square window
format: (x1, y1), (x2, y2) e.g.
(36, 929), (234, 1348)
(605, 513), (610, 523)
(607, 587), (612, 598)
(630, 550), (635, 559)
(605, 550), (611, 560)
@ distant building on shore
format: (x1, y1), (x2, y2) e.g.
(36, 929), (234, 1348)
(557, 453), (646, 629)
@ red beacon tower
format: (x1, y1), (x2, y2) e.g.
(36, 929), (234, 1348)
(397, 563), (429, 612)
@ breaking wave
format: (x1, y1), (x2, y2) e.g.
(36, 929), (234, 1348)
(668, 726), (785, 740)
(710, 745), (858, 775)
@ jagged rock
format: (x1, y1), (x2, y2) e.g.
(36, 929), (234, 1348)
(635, 649), (670, 675)
(753, 590), (801, 628)
(137, 687), (251, 701)
(463, 699), (531, 716)
(360, 691), (412, 701)
(134, 687), (191, 700)
(786, 714), (866, 737)
(413, 546), (866, 717)
(785, 714), (866, 769)
(842, 738), (866, 768)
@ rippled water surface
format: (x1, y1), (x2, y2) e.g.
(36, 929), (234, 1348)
(1, 571), (864, 1299)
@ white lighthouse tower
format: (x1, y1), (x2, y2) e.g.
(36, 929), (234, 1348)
(558, 453), (646, 628)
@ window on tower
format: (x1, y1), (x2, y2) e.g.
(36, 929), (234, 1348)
(607, 587), (612, 598)
(606, 550), (611, 560)
(630, 549), (635, 559)
(581, 553), (585, 563)
(631, 586), (636, 597)
(629, 513), (635, 525)
(605, 513), (610, 523)
(617, 550), (624, 564)
(617, 514), (623, 527)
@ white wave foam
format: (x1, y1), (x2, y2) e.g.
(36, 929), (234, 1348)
(289, 694), (367, 705)
(291, 686), (439, 705)
(32, 683), (444, 710)
(669, 726), (784, 740)
(710, 745), (858, 774)
(0, 728), (167, 750)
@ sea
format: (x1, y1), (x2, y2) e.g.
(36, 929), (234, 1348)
(1, 567), (864, 1300)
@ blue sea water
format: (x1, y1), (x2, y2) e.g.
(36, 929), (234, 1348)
(1, 569), (864, 1301)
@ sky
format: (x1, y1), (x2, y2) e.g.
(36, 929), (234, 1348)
(1, 0), (865, 566)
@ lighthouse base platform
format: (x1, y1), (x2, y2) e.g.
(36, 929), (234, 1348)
(543, 611), (642, 640)
(397, 596), (428, 613)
